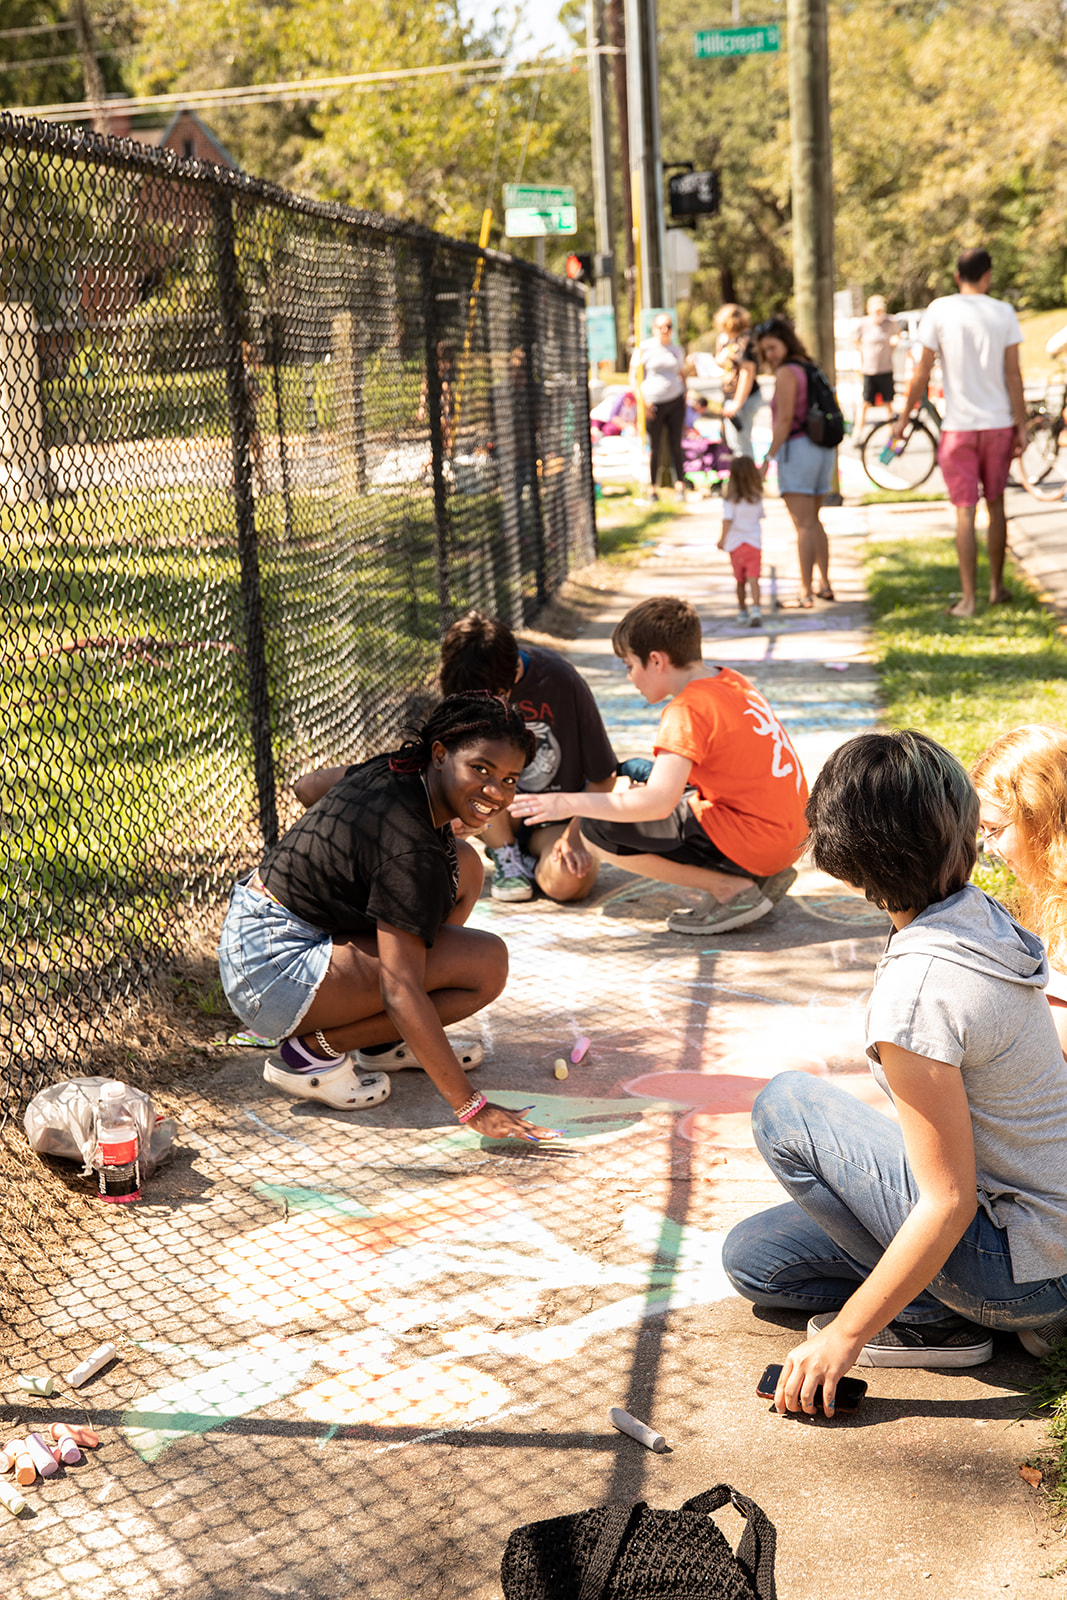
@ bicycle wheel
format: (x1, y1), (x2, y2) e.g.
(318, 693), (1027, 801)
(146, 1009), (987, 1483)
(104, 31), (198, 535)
(861, 418), (938, 491)
(1018, 412), (1067, 501)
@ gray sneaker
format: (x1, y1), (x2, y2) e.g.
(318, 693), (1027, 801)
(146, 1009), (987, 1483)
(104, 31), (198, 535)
(807, 1311), (993, 1368)
(1019, 1313), (1067, 1357)
(488, 842), (535, 902)
(753, 866), (798, 904)
(667, 883), (774, 935)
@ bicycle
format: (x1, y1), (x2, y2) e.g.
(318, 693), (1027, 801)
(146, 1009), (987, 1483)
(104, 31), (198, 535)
(860, 395), (942, 492)
(1018, 370), (1067, 501)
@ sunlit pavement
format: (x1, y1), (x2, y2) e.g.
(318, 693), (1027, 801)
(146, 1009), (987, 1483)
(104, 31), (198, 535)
(1, 494), (1052, 1600)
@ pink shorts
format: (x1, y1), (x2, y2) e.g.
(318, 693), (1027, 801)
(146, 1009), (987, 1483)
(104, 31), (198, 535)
(938, 427), (1015, 506)
(729, 542), (761, 582)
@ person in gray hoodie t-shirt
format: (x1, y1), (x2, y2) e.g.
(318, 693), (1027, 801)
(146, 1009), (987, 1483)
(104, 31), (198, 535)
(723, 729), (1067, 1418)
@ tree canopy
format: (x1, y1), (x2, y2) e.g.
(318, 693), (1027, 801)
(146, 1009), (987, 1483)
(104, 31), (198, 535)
(6, 0), (1067, 318)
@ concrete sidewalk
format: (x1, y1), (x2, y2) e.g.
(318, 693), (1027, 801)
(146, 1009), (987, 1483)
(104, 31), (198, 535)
(1, 494), (1058, 1600)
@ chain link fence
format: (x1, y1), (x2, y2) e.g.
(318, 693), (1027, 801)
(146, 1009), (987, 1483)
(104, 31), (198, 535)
(0, 111), (595, 1117)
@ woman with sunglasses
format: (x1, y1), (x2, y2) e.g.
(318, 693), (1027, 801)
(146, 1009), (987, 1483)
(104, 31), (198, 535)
(754, 316), (834, 608)
(629, 313), (691, 500)
(972, 723), (1067, 1058)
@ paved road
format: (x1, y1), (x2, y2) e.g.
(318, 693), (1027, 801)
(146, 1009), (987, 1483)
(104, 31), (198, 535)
(1, 495), (1054, 1600)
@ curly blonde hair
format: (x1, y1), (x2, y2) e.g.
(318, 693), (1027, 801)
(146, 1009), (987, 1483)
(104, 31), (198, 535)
(971, 723), (1067, 969)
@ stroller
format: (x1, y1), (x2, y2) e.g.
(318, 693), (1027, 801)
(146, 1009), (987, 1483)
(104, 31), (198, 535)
(681, 432), (733, 495)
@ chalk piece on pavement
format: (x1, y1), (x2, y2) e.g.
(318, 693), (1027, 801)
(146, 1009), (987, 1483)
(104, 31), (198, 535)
(66, 1342), (117, 1389)
(570, 1036), (591, 1065)
(51, 1428), (81, 1465)
(51, 1422), (99, 1450)
(17, 1373), (54, 1397)
(553, 1060), (569, 1080)
(0, 1476), (27, 1515)
(610, 1407), (669, 1453)
(25, 1434), (60, 1477)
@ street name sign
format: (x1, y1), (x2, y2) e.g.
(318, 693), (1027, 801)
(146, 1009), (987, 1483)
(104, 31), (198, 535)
(504, 184), (578, 238)
(693, 24), (781, 57)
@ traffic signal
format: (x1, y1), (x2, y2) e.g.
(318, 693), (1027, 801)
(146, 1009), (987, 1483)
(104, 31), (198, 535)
(565, 252), (595, 285)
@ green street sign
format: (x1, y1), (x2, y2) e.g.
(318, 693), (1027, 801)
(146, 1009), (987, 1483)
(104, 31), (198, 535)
(504, 205), (578, 238)
(503, 184), (576, 210)
(693, 23), (781, 57)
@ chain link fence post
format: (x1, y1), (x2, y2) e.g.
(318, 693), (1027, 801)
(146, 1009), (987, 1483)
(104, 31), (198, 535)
(213, 190), (279, 851)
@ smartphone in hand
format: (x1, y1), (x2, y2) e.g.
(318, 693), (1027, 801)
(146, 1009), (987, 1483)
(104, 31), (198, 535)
(756, 1362), (867, 1415)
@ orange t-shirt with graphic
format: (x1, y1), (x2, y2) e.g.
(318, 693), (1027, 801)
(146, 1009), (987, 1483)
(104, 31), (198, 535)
(654, 668), (808, 875)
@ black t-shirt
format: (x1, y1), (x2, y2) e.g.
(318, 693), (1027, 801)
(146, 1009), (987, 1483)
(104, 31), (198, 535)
(258, 755), (458, 943)
(512, 646), (617, 794)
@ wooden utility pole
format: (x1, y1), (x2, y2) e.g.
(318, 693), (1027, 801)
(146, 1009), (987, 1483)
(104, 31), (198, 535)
(624, 0), (667, 313)
(70, 0), (109, 134)
(586, 0), (623, 365)
(787, 0), (835, 382)
(606, 0), (635, 348)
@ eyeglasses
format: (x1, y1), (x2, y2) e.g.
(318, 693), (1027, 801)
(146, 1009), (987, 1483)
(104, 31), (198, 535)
(754, 320), (777, 338)
(978, 819), (1010, 850)
(655, 321), (672, 331)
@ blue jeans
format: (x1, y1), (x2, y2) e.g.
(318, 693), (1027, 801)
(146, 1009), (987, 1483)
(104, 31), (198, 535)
(722, 1073), (1067, 1330)
(217, 877), (333, 1041)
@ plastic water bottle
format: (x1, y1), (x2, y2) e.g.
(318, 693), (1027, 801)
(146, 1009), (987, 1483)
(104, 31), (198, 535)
(95, 1082), (141, 1203)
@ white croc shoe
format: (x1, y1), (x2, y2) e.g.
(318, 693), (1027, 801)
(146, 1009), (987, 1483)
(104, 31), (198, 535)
(355, 1039), (484, 1073)
(263, 1055), (391, 1110)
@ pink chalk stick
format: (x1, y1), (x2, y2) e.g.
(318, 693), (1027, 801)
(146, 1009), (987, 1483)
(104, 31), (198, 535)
(51, 1422), (99, 1450)
(570, 1036), (591, 1064)
(25, 1434), (59, 1477)
(54, 1435), (81, 1465)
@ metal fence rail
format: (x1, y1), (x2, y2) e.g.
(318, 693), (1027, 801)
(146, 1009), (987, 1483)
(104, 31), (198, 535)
(0, 111), (595, 1115)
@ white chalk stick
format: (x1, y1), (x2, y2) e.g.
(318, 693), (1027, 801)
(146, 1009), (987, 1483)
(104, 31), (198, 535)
(610, 1406), (668, 1453)
(0, 1476), (27, 1515)
(17, 1373), (54, 1396)
(66, 1342), (117, 1389)
(570, 1036), (591, 1064)
(25, 1434), (59, 1477)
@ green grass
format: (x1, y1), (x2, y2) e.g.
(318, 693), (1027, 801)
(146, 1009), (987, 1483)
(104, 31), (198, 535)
(595, 491), (676, 563)
(865, 535), (1067, 766)
(860, 489), (948, 505)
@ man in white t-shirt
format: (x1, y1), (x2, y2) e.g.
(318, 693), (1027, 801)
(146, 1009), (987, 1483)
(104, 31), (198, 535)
(892, 248), (1027, 617)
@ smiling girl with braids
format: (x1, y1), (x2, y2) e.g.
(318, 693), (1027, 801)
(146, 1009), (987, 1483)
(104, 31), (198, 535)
(218, 694), (555, 1141)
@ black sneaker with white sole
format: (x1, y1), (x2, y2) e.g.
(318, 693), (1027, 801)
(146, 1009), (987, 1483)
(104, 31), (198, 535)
(807, 1310), (993, 1368)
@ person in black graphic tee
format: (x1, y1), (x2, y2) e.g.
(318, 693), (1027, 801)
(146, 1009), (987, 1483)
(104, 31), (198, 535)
(437, 612), (618, 904)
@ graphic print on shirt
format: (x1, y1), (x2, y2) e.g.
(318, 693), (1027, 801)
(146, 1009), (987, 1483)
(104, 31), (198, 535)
(519, 720), (563, 792)
(743, 693), (803, 791)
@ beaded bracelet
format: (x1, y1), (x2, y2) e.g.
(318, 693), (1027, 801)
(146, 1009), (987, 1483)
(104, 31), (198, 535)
(455, 1092), (487, 1124)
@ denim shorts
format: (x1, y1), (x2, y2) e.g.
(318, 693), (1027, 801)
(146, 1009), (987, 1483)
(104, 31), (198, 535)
(776, 432), (835, 496)
(217, 877), (333, 1041)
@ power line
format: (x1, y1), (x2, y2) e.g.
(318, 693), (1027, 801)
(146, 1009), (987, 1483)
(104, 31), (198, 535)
(0, 47), (122, 73)
(0, 20), (75, 38)
(16, 50), (601, 123)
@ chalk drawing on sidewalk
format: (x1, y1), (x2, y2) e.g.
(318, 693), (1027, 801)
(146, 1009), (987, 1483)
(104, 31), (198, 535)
(621, 1067), (890, 1143)
(799, 893), (891, 927)
(122, 1201), (740, 1454)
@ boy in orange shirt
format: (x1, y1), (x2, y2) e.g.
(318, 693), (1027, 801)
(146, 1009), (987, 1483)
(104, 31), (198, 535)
(510, 596), (808, 933)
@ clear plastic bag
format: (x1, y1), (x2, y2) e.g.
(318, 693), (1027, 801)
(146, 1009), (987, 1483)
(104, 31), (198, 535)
(24, 1076), (177, 1180)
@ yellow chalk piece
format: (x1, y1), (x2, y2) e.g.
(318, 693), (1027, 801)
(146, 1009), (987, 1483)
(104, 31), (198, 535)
(553, 1061), (569, 1080)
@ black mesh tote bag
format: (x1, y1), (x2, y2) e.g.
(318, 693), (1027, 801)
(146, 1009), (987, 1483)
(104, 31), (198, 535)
(500, 1484), (777, 1600)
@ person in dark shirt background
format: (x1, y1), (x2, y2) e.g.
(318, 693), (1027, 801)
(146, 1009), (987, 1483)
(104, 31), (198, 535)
(438, 611), (618, 904)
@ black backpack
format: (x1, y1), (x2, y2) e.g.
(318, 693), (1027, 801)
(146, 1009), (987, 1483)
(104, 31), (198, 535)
(799, 360), (845, 449)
